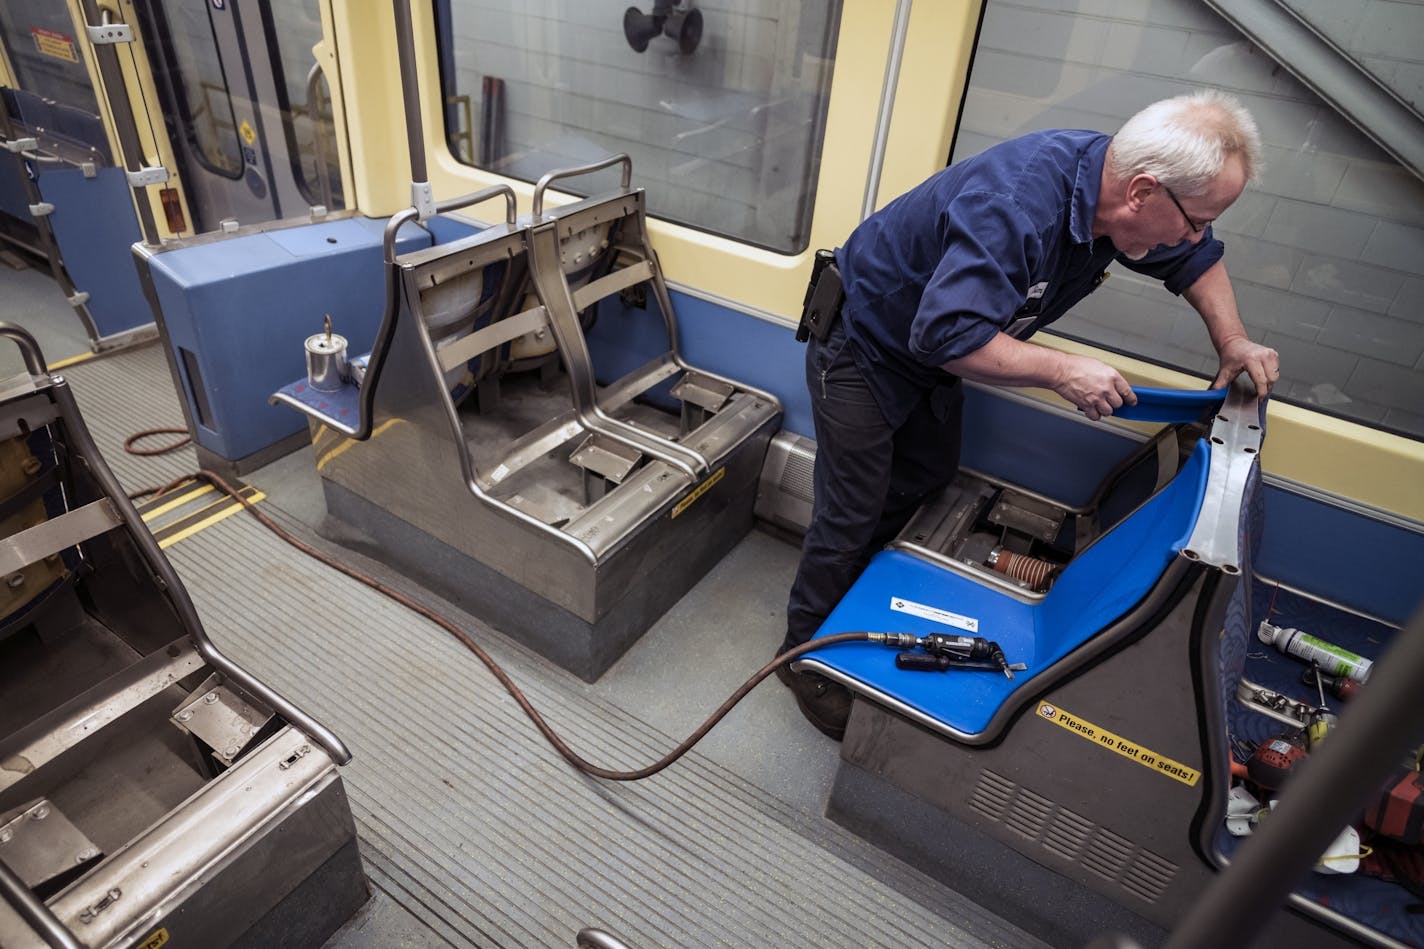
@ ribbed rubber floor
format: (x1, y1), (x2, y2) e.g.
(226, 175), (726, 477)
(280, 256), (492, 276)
(57, 344), (199, 494)
(58, 343), (1047, 949)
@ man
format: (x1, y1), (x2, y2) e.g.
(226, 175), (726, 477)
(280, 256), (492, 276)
(777, 89), (1280, 740)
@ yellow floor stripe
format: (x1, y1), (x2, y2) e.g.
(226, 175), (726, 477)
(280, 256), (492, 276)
(47, 351), (98, 370)
(158, 488), (266, 549)
(140, 484), (213, 522)
(158, 488), (238, 527)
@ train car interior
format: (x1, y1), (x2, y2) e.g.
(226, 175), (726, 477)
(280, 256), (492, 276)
(1, 1), (1422, 947)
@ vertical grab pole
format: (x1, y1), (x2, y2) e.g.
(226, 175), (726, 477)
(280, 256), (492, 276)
(860, 0), (913, 221)
(393, 0), (436, 221)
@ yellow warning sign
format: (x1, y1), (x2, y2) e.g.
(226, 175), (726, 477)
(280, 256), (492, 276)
(671, 466), (724, 519)
(1036, 702), (1200, 787)
(239, 119), (257, 145)
(137, 928), (169, 949)
(32, 27), (78, 63)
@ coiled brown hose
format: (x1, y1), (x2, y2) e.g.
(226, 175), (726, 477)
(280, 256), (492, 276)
(125, 427), (863, 780)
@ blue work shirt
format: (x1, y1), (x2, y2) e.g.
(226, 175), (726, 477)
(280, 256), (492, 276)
(836, 129), (1223, 426)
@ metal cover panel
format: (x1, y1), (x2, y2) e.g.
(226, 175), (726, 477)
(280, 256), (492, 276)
(0, 799), (101, 892)
(171, 673), (275, 767)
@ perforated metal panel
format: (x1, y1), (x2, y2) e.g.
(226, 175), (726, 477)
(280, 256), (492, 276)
(755, 430), (816, 533)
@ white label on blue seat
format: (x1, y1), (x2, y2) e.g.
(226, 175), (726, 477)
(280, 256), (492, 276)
(889, 597), (978, 633)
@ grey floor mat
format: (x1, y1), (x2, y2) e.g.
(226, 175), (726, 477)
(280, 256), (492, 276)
(53, 343), (1048, 949)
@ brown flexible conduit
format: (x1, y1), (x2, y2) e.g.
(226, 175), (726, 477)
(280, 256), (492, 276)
(124, 427), (865, 781)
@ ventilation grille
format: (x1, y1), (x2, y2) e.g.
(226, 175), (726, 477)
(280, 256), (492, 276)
(780, 438), (815, 502)
(969, 769), (1178, 904)
(754, 433), (816, 532)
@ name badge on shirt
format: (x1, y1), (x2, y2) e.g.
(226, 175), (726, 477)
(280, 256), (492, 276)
(1006, 282), (1050, 338)
(1006, 315), (1037, 338)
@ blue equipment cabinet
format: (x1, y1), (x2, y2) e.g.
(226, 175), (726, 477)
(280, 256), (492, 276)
(137, 215), (431, 472)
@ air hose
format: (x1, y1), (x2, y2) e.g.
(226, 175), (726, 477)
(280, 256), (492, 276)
(122, 427), (883, 781)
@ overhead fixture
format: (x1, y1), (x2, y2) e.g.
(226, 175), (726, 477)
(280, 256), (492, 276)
(623, 1), (703, 55)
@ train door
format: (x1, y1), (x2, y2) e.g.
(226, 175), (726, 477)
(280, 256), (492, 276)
(0, 0), (154, 356)
(129, 0), (342, 234)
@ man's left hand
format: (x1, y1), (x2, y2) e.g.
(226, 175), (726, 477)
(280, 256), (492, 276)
(1213, 337), (1280, 395)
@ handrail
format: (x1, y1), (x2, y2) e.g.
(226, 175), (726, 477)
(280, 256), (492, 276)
(304, 62), (334, 210)
(45, 379), (353, 764)
(392, 0), (435, 219)
(0, 322), (49, 375)
(382, 184), (518, 262)
(0, 859), (82, 949)
(533, 153), (633, 219)
(382, 208), (420, 264)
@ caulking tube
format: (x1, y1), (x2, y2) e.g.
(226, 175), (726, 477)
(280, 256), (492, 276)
(1258, 620), (1373, 684)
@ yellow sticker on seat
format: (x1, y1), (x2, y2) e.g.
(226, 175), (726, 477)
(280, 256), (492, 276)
(1036, 702), (1200, 786)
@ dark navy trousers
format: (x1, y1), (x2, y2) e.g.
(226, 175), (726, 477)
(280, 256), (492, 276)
(783, 319), (964, 652)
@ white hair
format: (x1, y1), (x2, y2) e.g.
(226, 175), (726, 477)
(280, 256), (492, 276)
(1109, 89), (1263, 196)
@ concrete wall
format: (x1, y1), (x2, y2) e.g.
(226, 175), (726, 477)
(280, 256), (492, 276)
(1285, 0), (1424, 113)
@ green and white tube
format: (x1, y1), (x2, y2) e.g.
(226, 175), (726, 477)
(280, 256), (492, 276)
(1258, 620), (1373, 684)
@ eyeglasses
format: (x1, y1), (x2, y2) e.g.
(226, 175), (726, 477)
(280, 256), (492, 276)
(1161, 184), (1208, 234)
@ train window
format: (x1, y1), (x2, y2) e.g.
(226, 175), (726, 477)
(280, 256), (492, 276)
(0, 1), (109, 161)
(433, 2), (841, 253)
(260, 1), (345, 210)
(140, 0), (244, 179)
(954, 0), (1424, 442)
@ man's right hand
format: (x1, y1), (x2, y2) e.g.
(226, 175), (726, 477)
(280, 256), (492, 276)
(1052, 354), (1137, 421)
(941, 333), (1136, 420)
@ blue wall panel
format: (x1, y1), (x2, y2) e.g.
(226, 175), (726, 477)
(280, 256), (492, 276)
(0, 157), (30, 220)
(1257, 487), (1424, 626)
(585, 290), (810, 433)
(37, 166), (149, 338)
(669, 292), (811, 434)
(587, 288), (1142, 504)
(427, 215), (481, 245)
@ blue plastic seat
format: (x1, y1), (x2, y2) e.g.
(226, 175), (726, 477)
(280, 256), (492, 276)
(800, 438), (1210, 739)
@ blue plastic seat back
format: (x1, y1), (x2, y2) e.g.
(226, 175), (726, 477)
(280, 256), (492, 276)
(806, 439), (1210, 737)
(1035, 439), (1210, 663)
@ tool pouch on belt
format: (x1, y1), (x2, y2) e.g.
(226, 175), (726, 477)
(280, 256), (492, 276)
(796, 248), (843, 343)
